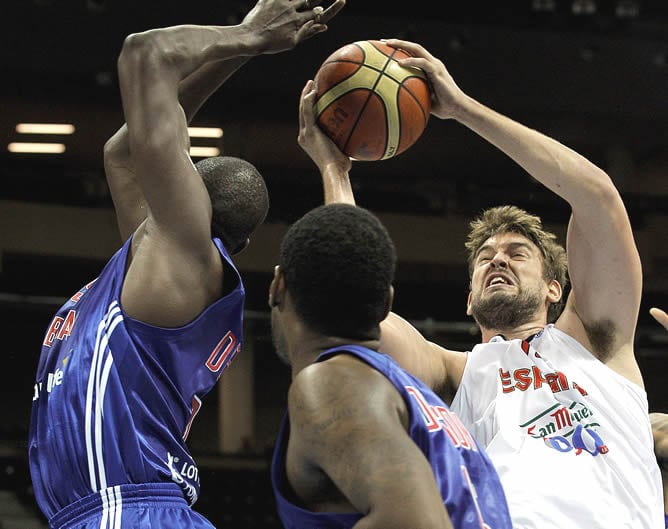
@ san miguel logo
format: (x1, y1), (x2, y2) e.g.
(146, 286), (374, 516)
(521, 401), (609, 456)
(499, 337), (610, 456)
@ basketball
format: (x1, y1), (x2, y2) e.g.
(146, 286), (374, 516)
(313, 40), (432, 161)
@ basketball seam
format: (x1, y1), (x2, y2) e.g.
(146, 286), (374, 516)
(397, 79), (430, 125)
(341, 42), (393, 159)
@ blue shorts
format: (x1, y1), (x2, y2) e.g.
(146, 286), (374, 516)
(49, 483), (214, 529)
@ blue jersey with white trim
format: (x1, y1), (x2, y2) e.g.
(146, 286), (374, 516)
(271, 345), (512, 529)
(29, 236), (244, 520)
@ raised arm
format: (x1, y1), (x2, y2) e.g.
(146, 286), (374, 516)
(387, 38), (642, 372)
(288, 356), (453, 529)
(117, 0), (344, 327)
(104, 57), (251, 242)
(296, 79), (465, 398)
(297, 79), (355, 204)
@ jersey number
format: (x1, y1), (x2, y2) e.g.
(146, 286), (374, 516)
(205, 331), (239, 373)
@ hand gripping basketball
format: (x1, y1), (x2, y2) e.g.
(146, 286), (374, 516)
(313, 40), (432, 161)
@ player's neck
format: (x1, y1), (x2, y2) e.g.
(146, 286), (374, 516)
(479, 322), (547, 343)
(290, 335), (381, 377)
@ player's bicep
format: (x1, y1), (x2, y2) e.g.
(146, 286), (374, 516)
(289, 361), (451, 528)
(566, 201), (642, 338)
(380, 312), (449, 392)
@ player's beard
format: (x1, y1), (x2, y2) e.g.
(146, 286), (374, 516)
(469, 285), (543, 331)
(270, 311), (291, 366)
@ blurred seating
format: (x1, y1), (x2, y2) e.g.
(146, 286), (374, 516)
(0, 450), (282, 529)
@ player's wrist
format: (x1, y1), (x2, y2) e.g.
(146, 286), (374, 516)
(444, 93), (482, 126)
(216, 24), (268, 58)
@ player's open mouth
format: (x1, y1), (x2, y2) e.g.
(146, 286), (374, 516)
(485, 273), (514, 289)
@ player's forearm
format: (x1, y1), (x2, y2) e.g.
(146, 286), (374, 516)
(322, 165), (355, 205)
(120, 24), (265, 87)
(452, 95), (617, 209)
(179, 57), (250, 122)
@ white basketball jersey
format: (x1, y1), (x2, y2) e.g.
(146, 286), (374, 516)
(451, 324), (663, 529)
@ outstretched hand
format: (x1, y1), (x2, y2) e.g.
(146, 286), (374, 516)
(298, 79), (352, 175)
(382, 38), (467, 120)
(242, 0), (345, 53)
(650, 307), (668, 331)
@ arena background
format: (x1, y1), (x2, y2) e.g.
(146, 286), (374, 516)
(1, 1), (667, 527)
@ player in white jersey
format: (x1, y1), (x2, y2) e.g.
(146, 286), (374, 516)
(297, 36), (663, 528)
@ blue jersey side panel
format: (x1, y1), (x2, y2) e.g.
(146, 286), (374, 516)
(29, 237), (244, 519)
(271, 345), (512, 529)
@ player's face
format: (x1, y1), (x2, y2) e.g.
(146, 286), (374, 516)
(467, 232), (549, 329)
(270, 307), (290, 366)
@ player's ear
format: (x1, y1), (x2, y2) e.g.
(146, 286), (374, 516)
(230, 238), (250, 255)
(466, 290), (473, 316)
(268, 266), (279, 308)
(547, 279), (562, 304)
(382, 285), (394, 320)
(268, 265), (285, 308)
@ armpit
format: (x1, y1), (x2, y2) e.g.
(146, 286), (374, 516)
(584, 318), (615, 360)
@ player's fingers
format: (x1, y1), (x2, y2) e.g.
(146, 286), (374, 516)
(303, 84), (317, 123)
(394, 55), (431, 75)
(298, 0), (323, 12)
(299, 81), (319, 131)
(382, 38), (433, 60)
(296, 18), (325, 43)
(298, 81), (312, 130)
(303, 79), (316, 97)
(650, 307), (668, 331)
(300, 80), (313, 99)
(319, 0), (345, 23)
(312, 6), (324, 24)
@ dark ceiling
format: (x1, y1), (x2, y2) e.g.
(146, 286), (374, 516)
(1, 1), (667, 214)
(1, 1), (667, 371)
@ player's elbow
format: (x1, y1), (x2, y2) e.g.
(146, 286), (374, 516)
(118, 31), (149, 69)
(576, 159), (618, 198)
(103, 127), (130, 165)
(117, 30), (169, 83)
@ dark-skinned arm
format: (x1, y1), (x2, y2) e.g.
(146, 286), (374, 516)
(287, 355), (453, 529)
(104, 57), (250, 242)
(116, 0), (344, 327)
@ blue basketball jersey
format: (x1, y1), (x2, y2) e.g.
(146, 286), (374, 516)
(29, 236), (244, 522)
(272, 345), (512, 529)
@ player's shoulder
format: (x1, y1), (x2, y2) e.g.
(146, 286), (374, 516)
(290, 354), (398, 415)
(288, 354), (405, 441)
